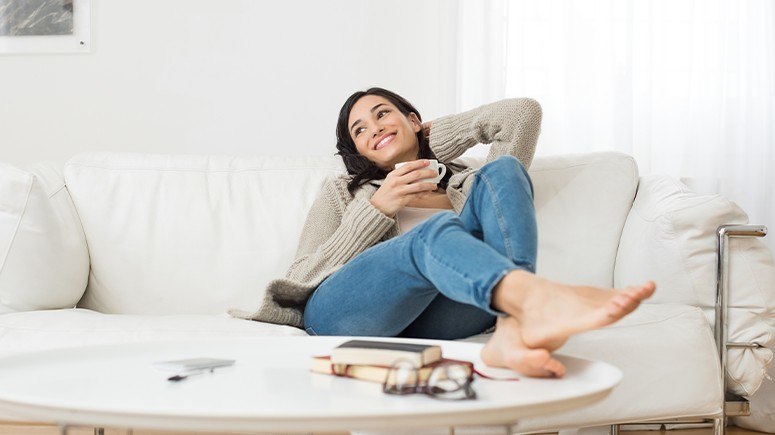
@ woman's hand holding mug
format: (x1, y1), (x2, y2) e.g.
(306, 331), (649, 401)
(394, 160), (446, 183)
(370, 160), (446, 217)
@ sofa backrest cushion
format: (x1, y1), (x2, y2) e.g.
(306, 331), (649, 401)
(64, 151), (638, 315)
(529, 152), (639, 287)
(615, 174), (775, 396)
(0, 162), (89, 313)
(64, 153), (345, 315)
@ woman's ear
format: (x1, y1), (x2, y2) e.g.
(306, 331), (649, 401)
(408, 113), (422, 133)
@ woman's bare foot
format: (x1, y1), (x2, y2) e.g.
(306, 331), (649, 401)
(492, 271), (656, 351)
(481, 316), (566, 378)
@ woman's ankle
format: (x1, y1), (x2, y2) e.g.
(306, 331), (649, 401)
(491, 269), (534, 315)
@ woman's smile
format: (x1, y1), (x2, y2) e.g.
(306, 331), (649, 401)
(348, 94), (423, 168)
(374, 134), (396, 150)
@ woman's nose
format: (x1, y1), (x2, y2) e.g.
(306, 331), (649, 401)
(372, 126), (385, 137)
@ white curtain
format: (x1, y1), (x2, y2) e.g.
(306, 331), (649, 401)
(458, 0), (775, 252)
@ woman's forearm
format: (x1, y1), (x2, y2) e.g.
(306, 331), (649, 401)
(428, 98), (542, 169)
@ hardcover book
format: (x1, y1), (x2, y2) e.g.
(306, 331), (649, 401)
(310, 355), (472, 385)
(330, 340), (442, 368)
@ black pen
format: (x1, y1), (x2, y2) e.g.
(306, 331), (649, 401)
(167, 368), (215, 382)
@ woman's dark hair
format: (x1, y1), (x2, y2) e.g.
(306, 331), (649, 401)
(335, 87), (451, 195)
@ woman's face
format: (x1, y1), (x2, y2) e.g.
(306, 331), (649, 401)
(347, 94), (422, 170)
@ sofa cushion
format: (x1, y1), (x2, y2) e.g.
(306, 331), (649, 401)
(64, 153), (345, 315)
(732, 346), (775, 433)
(64, 151), (637, 316)
(463, 303), (723, 430)
(0, 162), (89, 313)
(615, 174), (775, 397)
(0, 308), (306, 358)
(529, 152), (638, 287)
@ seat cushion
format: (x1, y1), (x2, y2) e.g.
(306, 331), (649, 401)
(0, 309), (306, 358)
(463, 303), (723, 430)
(0, 162), (88, 313)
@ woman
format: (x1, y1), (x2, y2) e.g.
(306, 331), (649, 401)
(237, 88), (655, 377)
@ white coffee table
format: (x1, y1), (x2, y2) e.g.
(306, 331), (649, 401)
(0, 336), (622, 433)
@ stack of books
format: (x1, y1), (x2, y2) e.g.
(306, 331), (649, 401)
(310, 340), (472, 384)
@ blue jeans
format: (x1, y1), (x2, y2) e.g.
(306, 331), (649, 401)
(303, 156), (537, 339)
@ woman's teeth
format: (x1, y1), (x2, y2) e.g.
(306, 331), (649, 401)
(375, 134), (395, 150)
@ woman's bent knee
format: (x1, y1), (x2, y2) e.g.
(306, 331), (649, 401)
(478, 156), (533, 195)
(414, 211), (464, 241)
(480, 155), (524, 176)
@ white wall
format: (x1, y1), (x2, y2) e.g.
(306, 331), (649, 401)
(0, 0), (459, 165)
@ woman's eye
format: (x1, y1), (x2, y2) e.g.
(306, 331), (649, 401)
(354, 127), (365, 136)
(377, 110), (389, 118)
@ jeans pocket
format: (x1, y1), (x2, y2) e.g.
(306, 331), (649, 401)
(305, 326), (318, 336)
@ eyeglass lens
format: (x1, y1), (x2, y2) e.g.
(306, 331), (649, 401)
(383, 360), (476, 400)
(428, 364), (476, 400)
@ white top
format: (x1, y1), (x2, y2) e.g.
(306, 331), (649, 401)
(0, 337), (622, 433)
(397, 206), (450, 234)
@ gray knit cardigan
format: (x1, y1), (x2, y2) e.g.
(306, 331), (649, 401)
(230, 98), (542, 328)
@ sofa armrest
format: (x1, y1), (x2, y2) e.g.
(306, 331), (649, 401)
(0, 162), (89, 313)
(614, 174), (775, 397)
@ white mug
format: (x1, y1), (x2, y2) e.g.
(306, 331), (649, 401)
(395, 160), (447, 184)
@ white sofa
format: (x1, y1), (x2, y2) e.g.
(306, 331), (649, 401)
(1, 151), (774, 433)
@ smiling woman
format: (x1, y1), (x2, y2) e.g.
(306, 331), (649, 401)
(235, 87), (657, 379)
(349, 98), (422, 166)
(335, 88), (447, 197)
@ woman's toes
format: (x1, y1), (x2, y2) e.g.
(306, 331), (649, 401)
(606, 294), (639, 318)
(512, 348), (567, 378)
(624, 282), (656, 300)
(542, 356), (566, 378)
(606, 301), (625, 318)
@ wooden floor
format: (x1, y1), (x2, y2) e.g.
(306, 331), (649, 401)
(0, 421), (770, 435)
(0, 421), (344, 435)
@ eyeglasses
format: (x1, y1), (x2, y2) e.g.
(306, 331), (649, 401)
(382, 359), (477, 400)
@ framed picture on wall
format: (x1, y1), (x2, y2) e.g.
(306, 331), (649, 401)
(0, 0), (91, 53)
